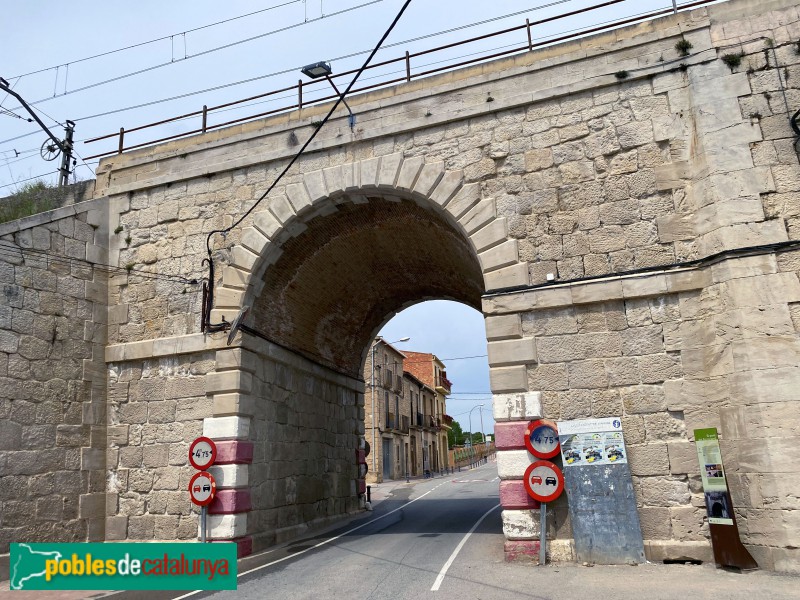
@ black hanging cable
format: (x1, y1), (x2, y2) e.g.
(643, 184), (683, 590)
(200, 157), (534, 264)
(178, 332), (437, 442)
(202, 0), (414, 330)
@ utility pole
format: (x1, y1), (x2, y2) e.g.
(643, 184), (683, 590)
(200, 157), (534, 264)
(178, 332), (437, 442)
(0, 77), (74, 187)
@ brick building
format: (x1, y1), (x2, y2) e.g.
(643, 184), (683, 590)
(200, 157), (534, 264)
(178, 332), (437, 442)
(403, 351), (452, 475)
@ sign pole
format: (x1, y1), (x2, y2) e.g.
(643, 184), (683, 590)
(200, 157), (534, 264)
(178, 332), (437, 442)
(201, 505), (207, 543)
(539, 503), (547, 566)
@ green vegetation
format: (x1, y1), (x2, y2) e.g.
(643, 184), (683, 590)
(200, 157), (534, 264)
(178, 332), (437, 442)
(721, 52), (745, 70)
(0, 181), (64, 224)
(675, 38), (693, 57)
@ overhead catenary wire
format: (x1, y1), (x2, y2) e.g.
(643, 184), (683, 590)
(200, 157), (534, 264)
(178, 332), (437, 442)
(204, 0), (414, 259)
(0, 0), (698, 151)
(5, 0), (388, 112)
(7, 0), (306, 81)
(66, 0), (578, 127)
(0, 171), (58, 189)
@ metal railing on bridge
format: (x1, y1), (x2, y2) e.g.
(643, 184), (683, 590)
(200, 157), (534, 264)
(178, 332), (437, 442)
(83, 0), (718, 160)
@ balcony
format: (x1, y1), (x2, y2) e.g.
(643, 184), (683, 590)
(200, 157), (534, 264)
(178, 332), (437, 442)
(401, 415), (410, 433)
(436, 372), (452, 394)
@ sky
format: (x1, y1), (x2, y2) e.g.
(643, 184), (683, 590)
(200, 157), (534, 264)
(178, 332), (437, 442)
(379, 300), (492, 437)
(0, 1), (708, 435)
(0, 0), (692, 190)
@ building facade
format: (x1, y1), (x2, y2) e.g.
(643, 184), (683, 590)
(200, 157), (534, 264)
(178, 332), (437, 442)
(403, 352), (452, 475)
(363, 338), (407, 483)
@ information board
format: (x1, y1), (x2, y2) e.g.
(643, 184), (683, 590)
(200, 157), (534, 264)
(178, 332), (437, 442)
(558, 417), (627, 467)
(557, 417), (644, 565)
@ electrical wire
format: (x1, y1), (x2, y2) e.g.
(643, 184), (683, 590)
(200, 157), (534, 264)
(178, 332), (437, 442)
(204, 0), (414, 258)
(0, 0), (698, 149)
(69, 0), (579, 128)
(0, 241), (199, 285)
(5, 0), (388, 112)
(7, 0), (305, 81)
(0, 171), (57, 189)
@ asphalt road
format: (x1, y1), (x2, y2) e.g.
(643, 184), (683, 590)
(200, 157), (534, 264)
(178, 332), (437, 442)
(210, 464), (502, 600)
(10, 462), (799, 599)
(194, 462), (799, 600)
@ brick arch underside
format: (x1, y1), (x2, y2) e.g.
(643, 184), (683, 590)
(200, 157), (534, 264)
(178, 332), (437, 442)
(250, 197), (484, 376)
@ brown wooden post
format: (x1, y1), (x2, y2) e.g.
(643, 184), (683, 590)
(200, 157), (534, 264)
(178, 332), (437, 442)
(405, 51), (411, 81)
(118, 128), (125, 154)
(202, 105), (208, 132)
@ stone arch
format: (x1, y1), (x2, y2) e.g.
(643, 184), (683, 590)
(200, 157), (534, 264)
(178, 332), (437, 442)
(210, 152), (527, 327)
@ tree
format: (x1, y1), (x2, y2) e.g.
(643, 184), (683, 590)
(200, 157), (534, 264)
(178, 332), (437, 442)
(448, 421), (465, 447)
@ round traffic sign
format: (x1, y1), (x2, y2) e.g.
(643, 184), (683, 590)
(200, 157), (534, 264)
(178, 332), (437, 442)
(188, 471), (217, 506)
(525, 419), (560, 459)
(523, 460), (564, 503)
(188, 437), (217, 471)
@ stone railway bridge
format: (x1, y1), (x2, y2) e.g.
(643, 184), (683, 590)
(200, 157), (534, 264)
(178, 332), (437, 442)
(1, 0), (799, 572)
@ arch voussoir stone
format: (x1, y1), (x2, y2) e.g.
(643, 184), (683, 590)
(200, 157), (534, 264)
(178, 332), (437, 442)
(429, 170), (464, 208)
(221, 154), (521, 314)
(285, 184), (312, 215)
(447, 182), (482, 220)
(377, 153), (403, 189)
(253, 210), (281, 240)
(301, 169), (328, 204)
(396, 155), (425, 192)
(412, 161), (446, 197)
(359, 157), (381, 188)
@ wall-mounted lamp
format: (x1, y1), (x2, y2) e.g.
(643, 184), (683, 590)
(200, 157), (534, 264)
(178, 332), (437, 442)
(300, 61), (356, 130)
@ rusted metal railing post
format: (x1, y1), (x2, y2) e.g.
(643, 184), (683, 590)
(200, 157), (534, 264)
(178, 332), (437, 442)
(118, 128), (125, 154)
(201, 105), (208, 132)
(405, 51), (411, 81)
(526, 18), (533, 51)
(298, 80), (303, 109)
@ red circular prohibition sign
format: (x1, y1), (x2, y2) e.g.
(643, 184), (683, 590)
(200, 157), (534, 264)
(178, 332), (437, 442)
(525, 419), (560, 459)
(188, 436), (217, 471)
(523, 460), (564, 503)
(188, 471), (217, 507)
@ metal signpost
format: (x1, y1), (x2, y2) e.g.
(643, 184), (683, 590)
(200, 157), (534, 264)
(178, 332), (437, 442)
(522, 420), (564, 565)
(188, 437), (218, 543)
(523, 460), (565, 565)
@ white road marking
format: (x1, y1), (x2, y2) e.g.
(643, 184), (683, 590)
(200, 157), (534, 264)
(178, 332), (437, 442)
(430, 503), (500, 592)
(172, 480), (451, 600)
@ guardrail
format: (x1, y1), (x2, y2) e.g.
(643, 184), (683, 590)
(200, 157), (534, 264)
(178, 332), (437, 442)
(83, 0), (716, 160)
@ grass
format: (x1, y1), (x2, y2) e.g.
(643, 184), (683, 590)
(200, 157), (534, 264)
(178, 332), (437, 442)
(0, 181), (66, 224)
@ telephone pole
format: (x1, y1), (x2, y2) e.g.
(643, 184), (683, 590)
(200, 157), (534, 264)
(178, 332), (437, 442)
(0, 77), (75, 186)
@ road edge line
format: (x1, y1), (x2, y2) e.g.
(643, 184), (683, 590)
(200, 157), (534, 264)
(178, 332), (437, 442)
(430, 503), (500, 592)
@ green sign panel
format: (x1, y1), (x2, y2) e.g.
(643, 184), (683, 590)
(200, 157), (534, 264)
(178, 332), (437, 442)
(694, 428), (733, 525)
(9, 543), (237, 590)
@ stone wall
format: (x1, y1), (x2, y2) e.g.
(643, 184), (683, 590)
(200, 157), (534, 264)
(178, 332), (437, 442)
(0, 198), (110, 552)
(475, 0), (800, 571)
(103, 332), (363, 553)
(1, 0), (797, 574)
